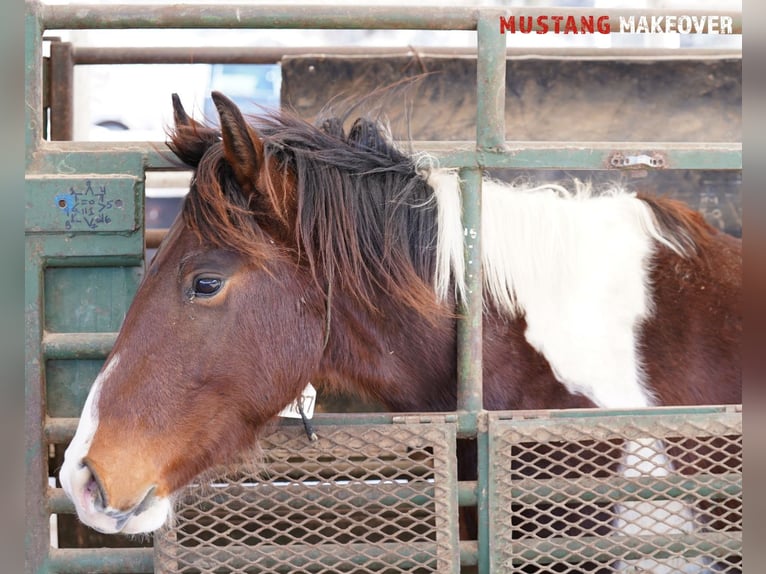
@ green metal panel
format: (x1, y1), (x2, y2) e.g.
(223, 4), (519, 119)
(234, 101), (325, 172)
(26, 175), (141, 233)
(488, 409), (742, 573)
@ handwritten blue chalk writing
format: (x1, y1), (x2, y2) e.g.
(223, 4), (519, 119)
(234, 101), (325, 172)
(58, 180), (116, 230)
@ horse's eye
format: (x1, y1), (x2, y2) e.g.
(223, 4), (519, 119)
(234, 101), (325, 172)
(193, 276), (223, 297)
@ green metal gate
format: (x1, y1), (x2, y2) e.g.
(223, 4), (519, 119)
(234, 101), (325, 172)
(25, 2), (742, 573)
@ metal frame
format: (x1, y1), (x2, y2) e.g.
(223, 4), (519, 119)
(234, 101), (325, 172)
(26, 2), (742, 573)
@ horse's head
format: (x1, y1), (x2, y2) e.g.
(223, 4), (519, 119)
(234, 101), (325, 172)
(59, 93), (331, 534)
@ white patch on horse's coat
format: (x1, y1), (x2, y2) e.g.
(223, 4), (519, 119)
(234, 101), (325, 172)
(614, 439), (709, 574)
(429, 170), (707, 573)
(60, 353), (171, 534)
(430, 169), (662, 409)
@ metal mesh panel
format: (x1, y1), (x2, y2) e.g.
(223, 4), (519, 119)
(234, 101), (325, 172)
(154, 423), (459, 574)
(489, 409), (742, 574)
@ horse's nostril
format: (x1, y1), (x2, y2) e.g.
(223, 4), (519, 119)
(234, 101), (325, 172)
(82, 459), (108, 511)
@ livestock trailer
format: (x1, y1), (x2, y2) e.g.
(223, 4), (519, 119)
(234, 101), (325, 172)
(25, 2), (742, 573)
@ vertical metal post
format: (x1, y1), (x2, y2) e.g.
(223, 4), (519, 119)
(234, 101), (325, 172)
(24, 5), (51, 574)
(474, 12), (507, 574)
(456, 167), (483, 420)
(476, 10), (507, 151)
(26, 0), (44, 160)
(49, 40), (74, 141)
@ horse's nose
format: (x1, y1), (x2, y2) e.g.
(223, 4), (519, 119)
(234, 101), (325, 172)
(82, 458), (108, 511)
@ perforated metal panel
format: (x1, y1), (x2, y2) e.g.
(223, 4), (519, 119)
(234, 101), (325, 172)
(154, 424), (460, 573)
(489, 409), (742, 573)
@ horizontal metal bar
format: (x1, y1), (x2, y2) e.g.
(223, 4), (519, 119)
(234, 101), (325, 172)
(460, 540), (478, 566)
(49, 481), (476, 521)
(145, 228), (167, 249)
(42, 4), (480, 31)
(42, 332), (117, 359)
(48, 547), (154, 574)
(494, 403), (742, 421)
(67, 45), (742, 66)
(466, 142), (743, 170)
(49, 472), (735, 517)
(38, 140), (742, 171)
(158, 541), (442, 571)
(458, 481), (477, 507)
(40, 5), (741, 34)
(510, 473), (741, 506)
(46, 404), (740, 443)
(47, 488), (72, 514)
(507, 531), (741, 566)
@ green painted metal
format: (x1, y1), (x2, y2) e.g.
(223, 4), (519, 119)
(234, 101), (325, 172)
(26, 175), (141, 233)
(37, 138), (744, 172)
(456, 167), (483, 422)
(39, 4), (742, 34)
(48, 548), (154, 574)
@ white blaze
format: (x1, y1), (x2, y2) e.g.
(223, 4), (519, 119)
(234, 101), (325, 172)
(59, 353), (171, 534)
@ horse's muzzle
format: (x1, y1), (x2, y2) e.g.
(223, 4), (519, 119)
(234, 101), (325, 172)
(60, 457), (171, 534)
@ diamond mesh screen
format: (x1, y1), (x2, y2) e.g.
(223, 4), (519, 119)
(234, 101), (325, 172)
(489, 409), (742, 574)
(154, 424), (459, 574)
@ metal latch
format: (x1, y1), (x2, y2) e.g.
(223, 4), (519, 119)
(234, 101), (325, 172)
(609, 152), (666, 169)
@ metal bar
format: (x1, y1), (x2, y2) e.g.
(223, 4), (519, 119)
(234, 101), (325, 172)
(40, 5), (742, 33)
(41, 4), (480, 31)
(495, 411), (741, 439)
(476, 429), (491, 574)
(37, 140), (743, 171)
(157, 542), (442, 571)
(69, 45), (742, 66)
(47, 487), (73, 514)
(48, 40), (74, 141)
(26, 0), (44, 160)
(48, 482), (479, 515)
(507, 531), (741, 566)
(510, 473), (741, 505)
(476, 12), (506, 150)
(48, 548), (154, 574)
(42, 332), (117, 359)
(460, 541), (479, 566)
(455, 167), (483, 421)
(495, 403), (741, 420)
(24, 253), (48, 574)
(145, 228), (167, 249)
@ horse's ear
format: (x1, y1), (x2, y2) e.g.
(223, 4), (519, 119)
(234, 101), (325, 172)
(171, 93), (204, 130)
(168, 94), (219, 167)
(211, 91), (264, 193)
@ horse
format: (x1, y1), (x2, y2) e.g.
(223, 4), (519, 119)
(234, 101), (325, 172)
(59, 91), (741, 572)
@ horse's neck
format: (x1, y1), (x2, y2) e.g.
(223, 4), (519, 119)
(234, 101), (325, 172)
(317, 295), (458, 413)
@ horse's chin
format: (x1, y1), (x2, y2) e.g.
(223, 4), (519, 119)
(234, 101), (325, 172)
(71, 491), (172, 535)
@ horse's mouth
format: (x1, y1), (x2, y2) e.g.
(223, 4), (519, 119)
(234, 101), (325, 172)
(63, 461), (170, 534)
(101, 485), (158, 532)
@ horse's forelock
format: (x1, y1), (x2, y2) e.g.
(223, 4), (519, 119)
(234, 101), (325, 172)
(174, 105), (445, 319)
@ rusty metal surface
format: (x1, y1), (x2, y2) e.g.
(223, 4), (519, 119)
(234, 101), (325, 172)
(281, 56), (741, 143)
(154, 424), (460, 574)
(489, 410), (742, 573)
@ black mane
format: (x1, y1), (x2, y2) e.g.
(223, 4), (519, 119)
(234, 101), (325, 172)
(171, 108), (443, 315)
